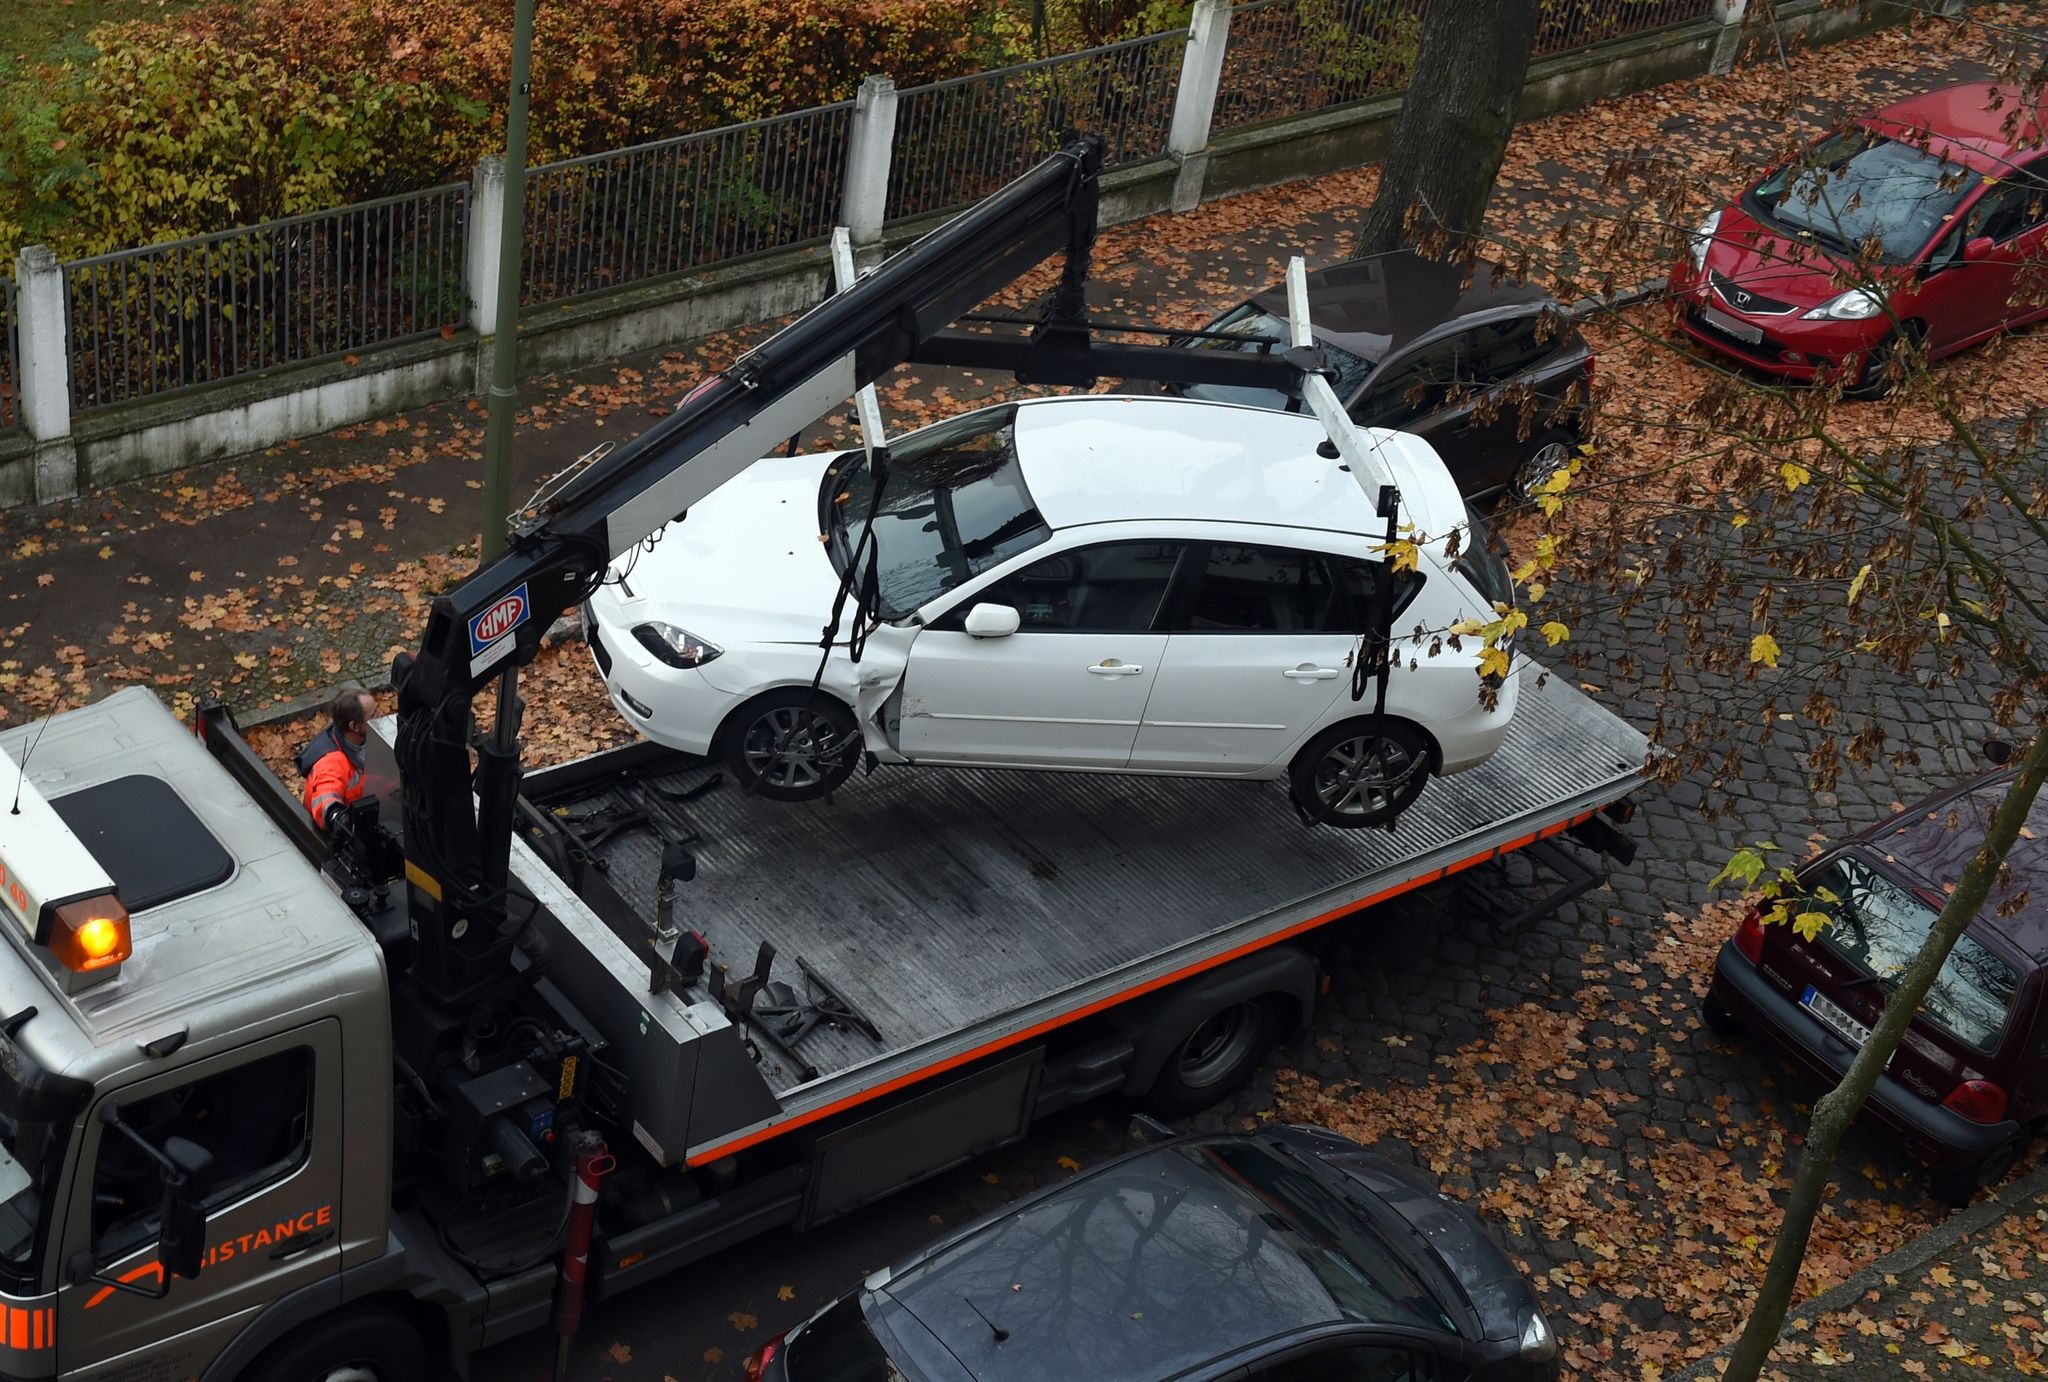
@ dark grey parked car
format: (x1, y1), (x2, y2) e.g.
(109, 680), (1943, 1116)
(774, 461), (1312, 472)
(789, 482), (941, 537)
(1170, 252), (1594, 503)
(748, 1125), (1558, 1382)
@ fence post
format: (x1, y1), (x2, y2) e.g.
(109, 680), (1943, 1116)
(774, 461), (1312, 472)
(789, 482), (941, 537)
(1709, 0), (1748, 75)
(466, 155), (507, 392)
(14, 246), (77, 503)
(1167, 0), (1233, 213)
(841, 75), (899, 255)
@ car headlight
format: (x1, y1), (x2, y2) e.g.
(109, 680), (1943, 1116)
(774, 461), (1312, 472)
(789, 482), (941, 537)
(1688, 209), (1722, 273)
(1519, 1307), (1557, 1362)
(1802, 288), (1884, 321)
(632, 621), (722, 668)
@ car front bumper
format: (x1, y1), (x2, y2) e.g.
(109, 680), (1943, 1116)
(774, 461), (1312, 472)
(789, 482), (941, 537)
(1708, 941), (2019, 1168)
(584, 616), (736, 757)
(1666, 266), (1886, 381)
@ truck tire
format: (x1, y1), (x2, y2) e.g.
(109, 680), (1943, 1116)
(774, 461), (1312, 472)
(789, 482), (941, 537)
(1141, 996), (1280, 1117)
(238, 1307), (427, 1382)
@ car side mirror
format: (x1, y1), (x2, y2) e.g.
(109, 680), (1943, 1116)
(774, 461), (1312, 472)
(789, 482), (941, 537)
(1963, 235), (1994, 263)
(1984, 738), (2015, 766)
(963, 603), (1021, 639)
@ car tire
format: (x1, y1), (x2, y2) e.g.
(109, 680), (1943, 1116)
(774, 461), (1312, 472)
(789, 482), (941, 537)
(1288, 718), (1434, 829)
(1142, 997), (1281, 1117)
(722, 689), (861, 802)
(1701, 990), (1741, 1037)
(1510, 430), (1578, 503)
(240, 1306), (427, 1382)
(1928, 1124), (2034, 1209)
(1844, 323), (1921, 401)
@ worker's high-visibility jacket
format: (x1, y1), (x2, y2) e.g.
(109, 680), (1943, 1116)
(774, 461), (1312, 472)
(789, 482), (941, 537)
(298, 727), (366, 829)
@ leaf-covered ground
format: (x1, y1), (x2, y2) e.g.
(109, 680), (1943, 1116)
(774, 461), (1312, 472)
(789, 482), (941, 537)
(7, 9), (2048, 1381)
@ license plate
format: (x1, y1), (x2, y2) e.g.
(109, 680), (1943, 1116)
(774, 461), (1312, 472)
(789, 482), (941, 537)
(1801, 984), (1872, 1049)
(1698, 305), (1763, 345)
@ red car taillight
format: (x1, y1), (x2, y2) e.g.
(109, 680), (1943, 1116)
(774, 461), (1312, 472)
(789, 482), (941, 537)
(1942, 1079), (2008, 1125)
(1734, 907), (1766, 964)
(744, 1336), (785, 1381)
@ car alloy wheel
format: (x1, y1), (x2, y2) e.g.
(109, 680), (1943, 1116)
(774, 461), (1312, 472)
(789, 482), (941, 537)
(1311, 732), (1421, 820)
(1513, 437), (1575, 501)
(742, 704), (851, 792)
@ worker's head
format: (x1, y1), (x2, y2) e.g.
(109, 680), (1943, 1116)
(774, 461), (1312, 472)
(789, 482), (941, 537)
(331, 689), (377, 745)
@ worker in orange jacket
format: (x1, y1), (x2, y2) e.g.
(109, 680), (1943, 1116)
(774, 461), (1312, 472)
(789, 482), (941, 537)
(299, 688), (377, 833)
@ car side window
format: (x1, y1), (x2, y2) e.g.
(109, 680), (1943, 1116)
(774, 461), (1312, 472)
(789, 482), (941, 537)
(1461, 317), (1558, 389)
(1331, 557), (1425, 630)
(1352, 335), (1463, 428)
(959, 542), (1183, 632)
(1965, 180), (2040, 245)
(1178, 544), (1345, 633)
(91, 1046), (315, 1258)
(1249, 1343), (1434, 1382)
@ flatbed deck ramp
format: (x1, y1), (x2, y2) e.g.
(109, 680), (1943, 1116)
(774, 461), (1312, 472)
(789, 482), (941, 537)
(526, 661), (1645, 1153)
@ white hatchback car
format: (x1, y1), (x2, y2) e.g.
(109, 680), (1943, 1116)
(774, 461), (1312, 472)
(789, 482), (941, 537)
(583, 396), (1518, 827)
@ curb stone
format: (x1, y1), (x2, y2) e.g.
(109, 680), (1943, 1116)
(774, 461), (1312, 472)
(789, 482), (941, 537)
(1672, 1157), (2048, 1379)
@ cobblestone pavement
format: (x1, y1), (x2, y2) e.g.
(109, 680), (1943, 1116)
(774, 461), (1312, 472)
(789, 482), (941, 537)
(6, 8), (2045, 1382)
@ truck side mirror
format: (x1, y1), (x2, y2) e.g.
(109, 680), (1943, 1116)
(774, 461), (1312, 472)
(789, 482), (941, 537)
(158, 1137), (214, 1281)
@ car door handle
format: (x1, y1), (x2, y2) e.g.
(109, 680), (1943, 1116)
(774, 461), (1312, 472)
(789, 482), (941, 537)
(1086, 663), (1144, 676)
(1283, 667), (1341, 681)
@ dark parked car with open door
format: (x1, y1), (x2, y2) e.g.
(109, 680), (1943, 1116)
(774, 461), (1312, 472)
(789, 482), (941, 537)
(1169, 251), (1594, 504)
(1707, 758), (2048, 1205)
(749, 1123), (1558, 1382)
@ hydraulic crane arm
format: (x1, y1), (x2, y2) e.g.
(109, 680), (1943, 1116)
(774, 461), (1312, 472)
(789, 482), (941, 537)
(389, 136), (1314, 999)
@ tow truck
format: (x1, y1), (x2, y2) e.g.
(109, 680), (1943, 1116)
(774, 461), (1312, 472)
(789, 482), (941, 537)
(0, 139), (1646, 1382)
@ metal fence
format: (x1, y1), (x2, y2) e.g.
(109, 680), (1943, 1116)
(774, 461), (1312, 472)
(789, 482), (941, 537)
(1535, 0), (1719, 55)
(0, 277), (19, 435)
(523, 102), (856, 308)
(63, 185), (468, 412)
(888, 29), (1190, 222)
(1214, 0), (1421, 133)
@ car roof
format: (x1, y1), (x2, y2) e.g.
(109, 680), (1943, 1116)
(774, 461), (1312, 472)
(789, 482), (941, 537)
(1009, 395), (1469, 545)
(1865, 773), (2048, 963)
(872, 1139), (1373, 1380)
(1243, 250), (1555, 364)
(1864, 83), (2048, 176)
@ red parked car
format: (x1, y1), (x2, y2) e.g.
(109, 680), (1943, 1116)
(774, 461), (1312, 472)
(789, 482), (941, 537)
(1669, 83), (2048, 396)
(1706, 759), (2043, 1206)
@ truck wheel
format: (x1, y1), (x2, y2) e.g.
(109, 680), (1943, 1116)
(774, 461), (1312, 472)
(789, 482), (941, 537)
(1142, 997), (1279, 1117)
(722, 689), (861, 802)
(240, 1307), (427, 1382)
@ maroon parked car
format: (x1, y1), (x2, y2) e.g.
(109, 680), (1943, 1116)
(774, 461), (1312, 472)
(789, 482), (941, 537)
(1707, 761), (2044, 1205)
(1670, 83), (2048, 397)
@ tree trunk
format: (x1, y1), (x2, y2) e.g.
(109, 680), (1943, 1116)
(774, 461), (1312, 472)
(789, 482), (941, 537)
(1355, 0), (1539, 257)
(1720, 720), (2048, 1382)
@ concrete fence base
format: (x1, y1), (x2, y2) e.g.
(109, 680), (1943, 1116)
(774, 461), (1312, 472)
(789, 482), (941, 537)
(0, 0), (1929, 509)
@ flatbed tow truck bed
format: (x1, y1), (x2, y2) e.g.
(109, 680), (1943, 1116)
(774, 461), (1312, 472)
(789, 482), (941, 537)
(515, 660), (1646, 1167)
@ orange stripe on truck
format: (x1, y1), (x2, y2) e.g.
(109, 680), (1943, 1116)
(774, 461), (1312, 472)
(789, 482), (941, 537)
(687, 809), (1600, 1166)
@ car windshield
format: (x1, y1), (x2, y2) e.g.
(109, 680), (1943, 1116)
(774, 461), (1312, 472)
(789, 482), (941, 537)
(1184, 1138), (1458, 1335)
(0, 1030), (83, 1291)
(1453, 510), (1515, 614)
(1175, 302), (1375, 409)
(781, 1296), (903, 1382)
(825, 407), (1050, 620)
(1755, 130), (1980, 262)
(1805, 854), (2019, 1051)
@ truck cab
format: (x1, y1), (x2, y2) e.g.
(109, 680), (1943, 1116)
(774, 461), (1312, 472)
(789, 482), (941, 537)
(0, 688), (389, 1381)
